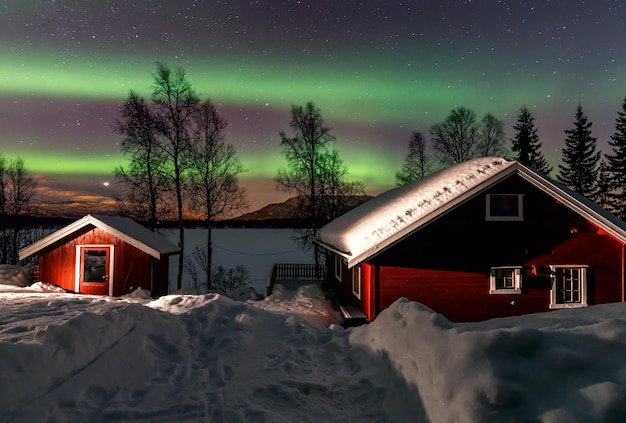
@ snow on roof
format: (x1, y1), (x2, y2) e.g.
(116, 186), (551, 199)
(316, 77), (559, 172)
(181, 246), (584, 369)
(19, 214), (180, 260)
(316, 157), (516, 267)
(316, 157), (626, 268)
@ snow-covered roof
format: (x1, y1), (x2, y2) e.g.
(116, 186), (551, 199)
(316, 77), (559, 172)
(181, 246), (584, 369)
(19, 214), (180, 260)
(315, 157), (626, 268)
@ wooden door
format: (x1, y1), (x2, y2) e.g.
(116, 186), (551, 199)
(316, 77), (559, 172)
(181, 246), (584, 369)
(78, 246), (112, 295)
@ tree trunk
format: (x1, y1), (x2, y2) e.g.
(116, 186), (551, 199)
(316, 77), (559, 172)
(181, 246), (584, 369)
(176, 171), (184, 291)
(0, 213), (6, 263)
(206, 219), (212, 290)
(149, 181), (158, 232)
(314, 243), (321, 279)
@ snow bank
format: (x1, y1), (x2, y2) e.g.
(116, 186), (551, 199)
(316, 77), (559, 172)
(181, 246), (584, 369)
(3, 285), (626, 422)
(0, 264), (33, 287)
(0, 290), (421, 422)
(351, 298), (626, 423)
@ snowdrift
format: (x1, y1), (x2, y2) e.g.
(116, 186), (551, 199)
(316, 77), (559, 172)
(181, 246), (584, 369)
(1, 284), (626, 422)
(351, 298), (626, 422)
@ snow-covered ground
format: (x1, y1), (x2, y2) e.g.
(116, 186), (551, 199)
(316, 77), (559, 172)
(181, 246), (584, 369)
(2, 279), (626, 422)
(3, 227), (626, 422)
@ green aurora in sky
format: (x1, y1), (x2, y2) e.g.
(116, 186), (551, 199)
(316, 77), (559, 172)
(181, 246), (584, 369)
(1, 1), (624, 209)
(0, 50), (499, 186)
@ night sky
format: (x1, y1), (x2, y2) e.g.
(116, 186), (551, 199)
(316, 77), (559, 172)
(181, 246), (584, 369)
(1, 1), (625, 211)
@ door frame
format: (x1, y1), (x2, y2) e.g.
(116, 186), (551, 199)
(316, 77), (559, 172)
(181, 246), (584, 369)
(75, 245), (115, 296)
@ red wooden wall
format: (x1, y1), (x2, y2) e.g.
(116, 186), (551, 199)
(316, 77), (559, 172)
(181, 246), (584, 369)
(37, 226), (170, 297)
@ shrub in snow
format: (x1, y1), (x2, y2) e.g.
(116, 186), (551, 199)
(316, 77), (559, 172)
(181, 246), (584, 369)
(212, 265), (250, 297)
(184, 245), (251, 296)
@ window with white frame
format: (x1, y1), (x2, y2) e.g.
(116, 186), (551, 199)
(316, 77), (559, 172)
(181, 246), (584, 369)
(489, 266), (523, 294)
(485, 194), (524, 221)
(550, 265), (588, 309)
(352, 266), (361, 299)
(334, 255), (343, 281)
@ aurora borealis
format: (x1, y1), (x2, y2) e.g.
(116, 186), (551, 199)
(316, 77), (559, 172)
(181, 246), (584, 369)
(1, 1), (625, 212)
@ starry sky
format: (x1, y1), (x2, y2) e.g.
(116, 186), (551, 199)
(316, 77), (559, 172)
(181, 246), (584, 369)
(1, 1), (625, 212)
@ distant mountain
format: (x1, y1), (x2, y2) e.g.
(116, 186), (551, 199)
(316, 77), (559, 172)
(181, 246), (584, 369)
(230, 196), (373, 223)
(234, 197), (304, 221)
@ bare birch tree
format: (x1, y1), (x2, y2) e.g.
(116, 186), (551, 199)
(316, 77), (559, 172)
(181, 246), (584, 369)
(0, 155), (37, 264)
(151, 63), (200, 291)
(478, 113), (507, 157)
(114, 90), (170, 230)
(430, 106), (481, 166)
(275, 102), (364, 269)
(188, 99), (247, 290)
(115, 64), (248, 292)
(396, 131), (430, 185)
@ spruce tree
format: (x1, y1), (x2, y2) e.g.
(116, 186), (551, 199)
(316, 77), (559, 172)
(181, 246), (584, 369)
(557, 104), (600, 198)
(594, 158), (613, 212)
(510, 106), (552, 174)
(605, 97), (626, 219)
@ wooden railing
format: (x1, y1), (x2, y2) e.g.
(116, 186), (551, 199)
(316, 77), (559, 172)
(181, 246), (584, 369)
(266, 263), (326, 296)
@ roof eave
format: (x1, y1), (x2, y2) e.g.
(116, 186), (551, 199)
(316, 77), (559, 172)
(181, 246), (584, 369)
(90, 219), (163, 259)
(319, 161), (626, 269)
(18, 215), (181, 261)
(313, 239), (352, 261)
(18, 215), (94, 260)
(342, 163), (520, 268)
(517, 165), (626, 244)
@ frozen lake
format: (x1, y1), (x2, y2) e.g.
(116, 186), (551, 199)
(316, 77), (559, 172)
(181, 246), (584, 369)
(166, 228), (315, 294)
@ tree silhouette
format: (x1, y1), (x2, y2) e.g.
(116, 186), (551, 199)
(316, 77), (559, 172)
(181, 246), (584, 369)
(510, 106), (553, 174)
(593, 158), (612, 212)
(557, 104), (600, 198)
(114, 91), (170, 230)
(275, 102), (363, 269)
(115, 64), (247, 292)
(0, 155), (38, 264)
(431, 106), (507, 166)
(150, 63), (200, 290)
(317, 148), (365, 221)
(188, 99), (247, 289)
(605, 97), (626, 219)
(477, 113), (507, 158)
(430, 106), (480, 166)
(396, 131), (430, 185)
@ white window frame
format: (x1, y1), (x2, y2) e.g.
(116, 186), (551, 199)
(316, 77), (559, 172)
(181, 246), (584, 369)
(485, 194), (524, 221)
(489, 266), (523, 294)
(549, 265), (588, 309)
(334, 255), (343, 282)
(352, 266), (361, 300)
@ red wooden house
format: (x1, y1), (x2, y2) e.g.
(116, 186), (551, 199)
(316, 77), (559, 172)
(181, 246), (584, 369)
(315, 157), (626, 323)
(18, 214), (180, 297)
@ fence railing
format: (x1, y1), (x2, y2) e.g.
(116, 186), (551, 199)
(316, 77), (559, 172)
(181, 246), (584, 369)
(266, 263), (326, 296)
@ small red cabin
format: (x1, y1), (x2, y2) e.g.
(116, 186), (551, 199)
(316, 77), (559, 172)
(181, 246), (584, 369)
(316, 157), (626, 323)
(18, 214), (180, 297)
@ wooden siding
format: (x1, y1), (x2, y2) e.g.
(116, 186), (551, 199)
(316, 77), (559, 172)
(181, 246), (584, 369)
(376, 267), (551, 322)
(325, 257), (375, 319)
(325, 174), (626, 322)
(361, 263), (375, 320)
(37, 226), (169, 297)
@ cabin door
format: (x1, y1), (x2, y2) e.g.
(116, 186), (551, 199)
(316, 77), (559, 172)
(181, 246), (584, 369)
(77, 246), (114, 296)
